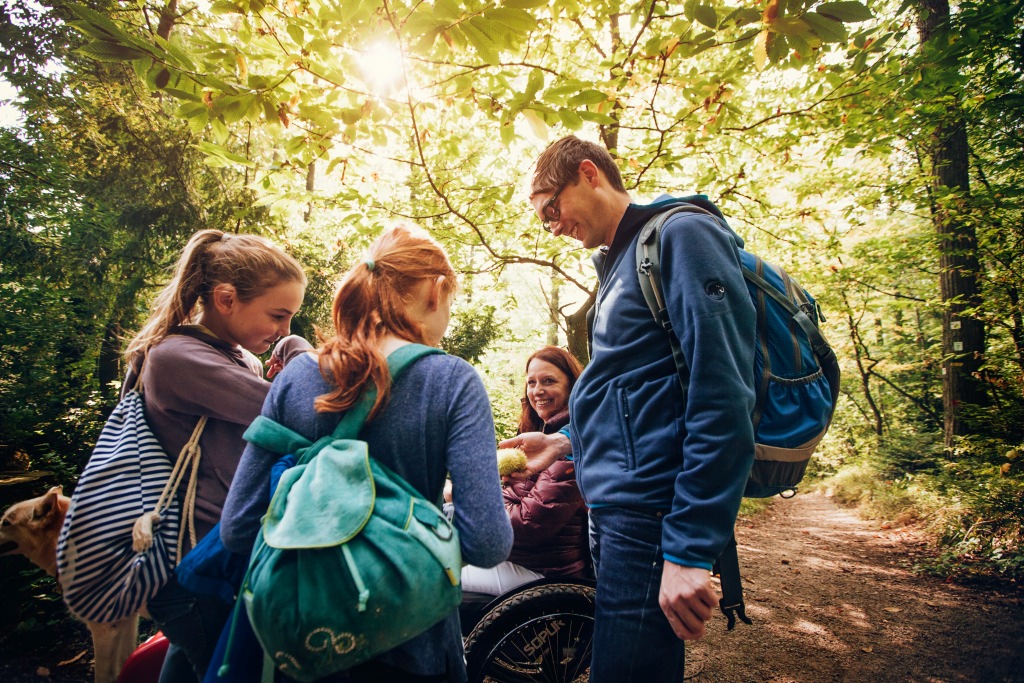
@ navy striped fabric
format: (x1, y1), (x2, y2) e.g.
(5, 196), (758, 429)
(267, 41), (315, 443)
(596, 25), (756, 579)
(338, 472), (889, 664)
(57, 390), (181, 623)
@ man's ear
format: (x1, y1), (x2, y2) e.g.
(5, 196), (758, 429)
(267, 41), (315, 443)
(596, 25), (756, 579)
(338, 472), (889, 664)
(210, 283), (237, 314)
(579, 159), (600, 187)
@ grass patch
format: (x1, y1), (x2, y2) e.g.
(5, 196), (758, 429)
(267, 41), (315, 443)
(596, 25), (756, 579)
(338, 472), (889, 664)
(822, 434), (1024, 583)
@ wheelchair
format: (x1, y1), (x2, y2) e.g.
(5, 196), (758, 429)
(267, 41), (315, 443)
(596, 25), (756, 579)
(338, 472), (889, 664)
(119, 578), (596, 683)
(460, 577), (596, 683)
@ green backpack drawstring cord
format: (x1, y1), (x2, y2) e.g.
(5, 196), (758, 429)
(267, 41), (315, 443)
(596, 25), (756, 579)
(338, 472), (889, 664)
(342, 543), (370, 611)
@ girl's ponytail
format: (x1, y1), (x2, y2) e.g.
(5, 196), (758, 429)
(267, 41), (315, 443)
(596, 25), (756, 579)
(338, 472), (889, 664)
(317, 225), (456, 419)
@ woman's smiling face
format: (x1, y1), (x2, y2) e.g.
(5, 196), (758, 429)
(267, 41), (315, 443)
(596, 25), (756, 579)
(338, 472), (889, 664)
(526, 358), (572, 423)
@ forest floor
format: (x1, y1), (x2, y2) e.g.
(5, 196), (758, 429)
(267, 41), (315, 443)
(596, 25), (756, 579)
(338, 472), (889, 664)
(1, 491), (1022, 682)
(685, 492), (1023, 682)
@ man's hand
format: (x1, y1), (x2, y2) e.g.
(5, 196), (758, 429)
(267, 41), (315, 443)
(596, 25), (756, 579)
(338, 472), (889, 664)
(497, 432), (571, 479)
(659, 561), (718, 641)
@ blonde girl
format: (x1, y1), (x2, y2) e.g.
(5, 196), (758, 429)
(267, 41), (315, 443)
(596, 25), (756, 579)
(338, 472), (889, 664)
(221, 224), (512, 683)
(124, 229), (309, 683)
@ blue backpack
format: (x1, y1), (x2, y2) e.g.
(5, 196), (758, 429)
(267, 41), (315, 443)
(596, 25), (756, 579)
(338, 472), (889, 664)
(635, 202), (841, 629)
(635, 202), (840, 498)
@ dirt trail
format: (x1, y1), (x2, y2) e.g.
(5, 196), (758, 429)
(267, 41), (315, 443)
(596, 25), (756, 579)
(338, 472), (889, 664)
(686, 492), (1023, 683)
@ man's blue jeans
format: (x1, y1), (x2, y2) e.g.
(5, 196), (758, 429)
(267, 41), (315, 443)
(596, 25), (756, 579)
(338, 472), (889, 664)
(589, 506), (686, 683)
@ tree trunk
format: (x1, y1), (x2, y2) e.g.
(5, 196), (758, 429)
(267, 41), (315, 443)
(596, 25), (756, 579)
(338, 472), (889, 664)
(547, 276), (560, 346)
(303, 161), (316, 222)
(97, 321), (123, 398)
(918, 0), (986, 447)
(157, 0), (178, 40)
(565, 292), (595, 367)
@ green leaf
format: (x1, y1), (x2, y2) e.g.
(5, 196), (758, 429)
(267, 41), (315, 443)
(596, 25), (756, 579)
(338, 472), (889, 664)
(164, 87), (201, 102)
(287, 24), (305, 46)
(815, 1), (873, 23)
(210, 1), (240, 13)
(263, 98), (279, 125)
(68, 19), (119, 42)
(210, 116), (229, 143)
(433, 0), (462, 21)
(523, 108), (548, 138)
(577, 110), (617, 125)
(468, 15), (503, 42)
(132, 57), (153, 82)
(568, 89), (607, 106)
(723, 7), (762, 27)
(524, 68), (545, 100)
(773, 17), (811, 37)
(66, 4), (126, 41)
(768, 32), (789, 62)
(502, 0), (548, 8)
(693, 4), (717, 29)
(176, 101), (209, 119)
(804, 12), (848, 43)
(500, 119), (516, 146)
(196, 140), (256, 167)
(557, 108), (584, 130)
(77, 41), (146, 62)
(484, 7), (538, 34)
(460, 19), (500, 65)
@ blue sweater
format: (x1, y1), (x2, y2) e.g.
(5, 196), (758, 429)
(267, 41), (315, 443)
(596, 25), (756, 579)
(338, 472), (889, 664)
(220, 350), (513, 681)
(569, 196), (756, 571)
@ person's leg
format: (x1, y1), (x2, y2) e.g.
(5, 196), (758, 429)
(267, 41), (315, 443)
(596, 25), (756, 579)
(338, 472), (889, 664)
(147, 576), (233, 682)
(156, 643), (195, 683)
(588, 507), (685, 683)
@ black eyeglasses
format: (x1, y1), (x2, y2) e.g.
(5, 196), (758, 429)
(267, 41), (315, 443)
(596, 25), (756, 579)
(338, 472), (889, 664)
(540, 183), (567, 232)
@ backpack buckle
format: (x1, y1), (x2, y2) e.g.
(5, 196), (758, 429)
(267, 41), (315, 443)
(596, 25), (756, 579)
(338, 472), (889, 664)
(719, 599), (753, 631)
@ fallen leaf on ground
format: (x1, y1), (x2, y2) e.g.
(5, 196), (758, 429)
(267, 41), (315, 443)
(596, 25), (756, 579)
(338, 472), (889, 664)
(58, 651), (88, 666)
(861, 646), (874, 653)
(883, 607), (901, 613)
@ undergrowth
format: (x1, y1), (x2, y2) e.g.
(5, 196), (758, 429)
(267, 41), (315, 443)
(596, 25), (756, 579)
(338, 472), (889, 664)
(824, 431), (1024, 583)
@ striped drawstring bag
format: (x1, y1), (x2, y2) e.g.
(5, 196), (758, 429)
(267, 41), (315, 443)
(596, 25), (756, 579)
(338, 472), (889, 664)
(57, 388), (206, 623)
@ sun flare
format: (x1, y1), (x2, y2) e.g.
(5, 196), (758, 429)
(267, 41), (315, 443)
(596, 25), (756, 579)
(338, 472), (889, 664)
(360, 40), (405, 93)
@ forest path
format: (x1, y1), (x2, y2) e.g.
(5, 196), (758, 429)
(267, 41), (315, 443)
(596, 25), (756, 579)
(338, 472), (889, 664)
(686, 492), (1023, 682)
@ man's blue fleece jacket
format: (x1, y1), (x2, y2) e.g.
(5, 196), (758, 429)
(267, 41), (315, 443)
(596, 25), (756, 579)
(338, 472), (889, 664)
(568, 195), (756, 570)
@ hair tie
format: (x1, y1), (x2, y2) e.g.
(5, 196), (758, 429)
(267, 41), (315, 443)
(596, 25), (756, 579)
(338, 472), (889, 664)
(364, 258), (376, 272)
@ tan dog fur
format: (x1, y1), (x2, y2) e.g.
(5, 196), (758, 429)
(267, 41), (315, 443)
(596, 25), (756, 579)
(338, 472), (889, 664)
(0, 486), (140, 683)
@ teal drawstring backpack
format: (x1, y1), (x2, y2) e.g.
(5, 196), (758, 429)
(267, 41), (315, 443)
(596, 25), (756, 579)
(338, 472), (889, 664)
(224, 344), (462, 683)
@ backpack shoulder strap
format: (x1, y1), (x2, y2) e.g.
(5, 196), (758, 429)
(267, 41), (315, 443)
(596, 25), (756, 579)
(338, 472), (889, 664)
(243, 344), (446, 461)
(244, 417), (313, 459)
(635, 204), (717, 399)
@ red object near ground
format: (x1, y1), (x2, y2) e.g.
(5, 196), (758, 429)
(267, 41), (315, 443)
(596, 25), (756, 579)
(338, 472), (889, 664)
(116, 632), (168, 683)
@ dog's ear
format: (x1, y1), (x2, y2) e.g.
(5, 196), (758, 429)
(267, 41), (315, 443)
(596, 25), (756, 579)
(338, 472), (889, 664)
(33, 489), (61, 523)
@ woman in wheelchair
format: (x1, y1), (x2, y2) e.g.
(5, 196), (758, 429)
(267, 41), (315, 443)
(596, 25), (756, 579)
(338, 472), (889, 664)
(461, 345), (589, 598)
(458, 347), (595, 682)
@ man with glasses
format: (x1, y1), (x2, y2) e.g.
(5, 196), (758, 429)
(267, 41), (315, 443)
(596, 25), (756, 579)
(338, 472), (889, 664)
(501, 135), (756, 682)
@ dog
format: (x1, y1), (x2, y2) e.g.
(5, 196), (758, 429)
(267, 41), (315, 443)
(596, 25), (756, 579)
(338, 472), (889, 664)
(0, 486), (139, 683)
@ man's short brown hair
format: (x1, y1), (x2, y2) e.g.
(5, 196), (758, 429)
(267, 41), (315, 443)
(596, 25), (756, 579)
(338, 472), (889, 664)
(531, 135), (627, 196)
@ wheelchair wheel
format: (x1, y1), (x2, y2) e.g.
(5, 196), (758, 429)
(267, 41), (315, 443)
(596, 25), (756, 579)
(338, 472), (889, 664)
(464, 581), (595, 683)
